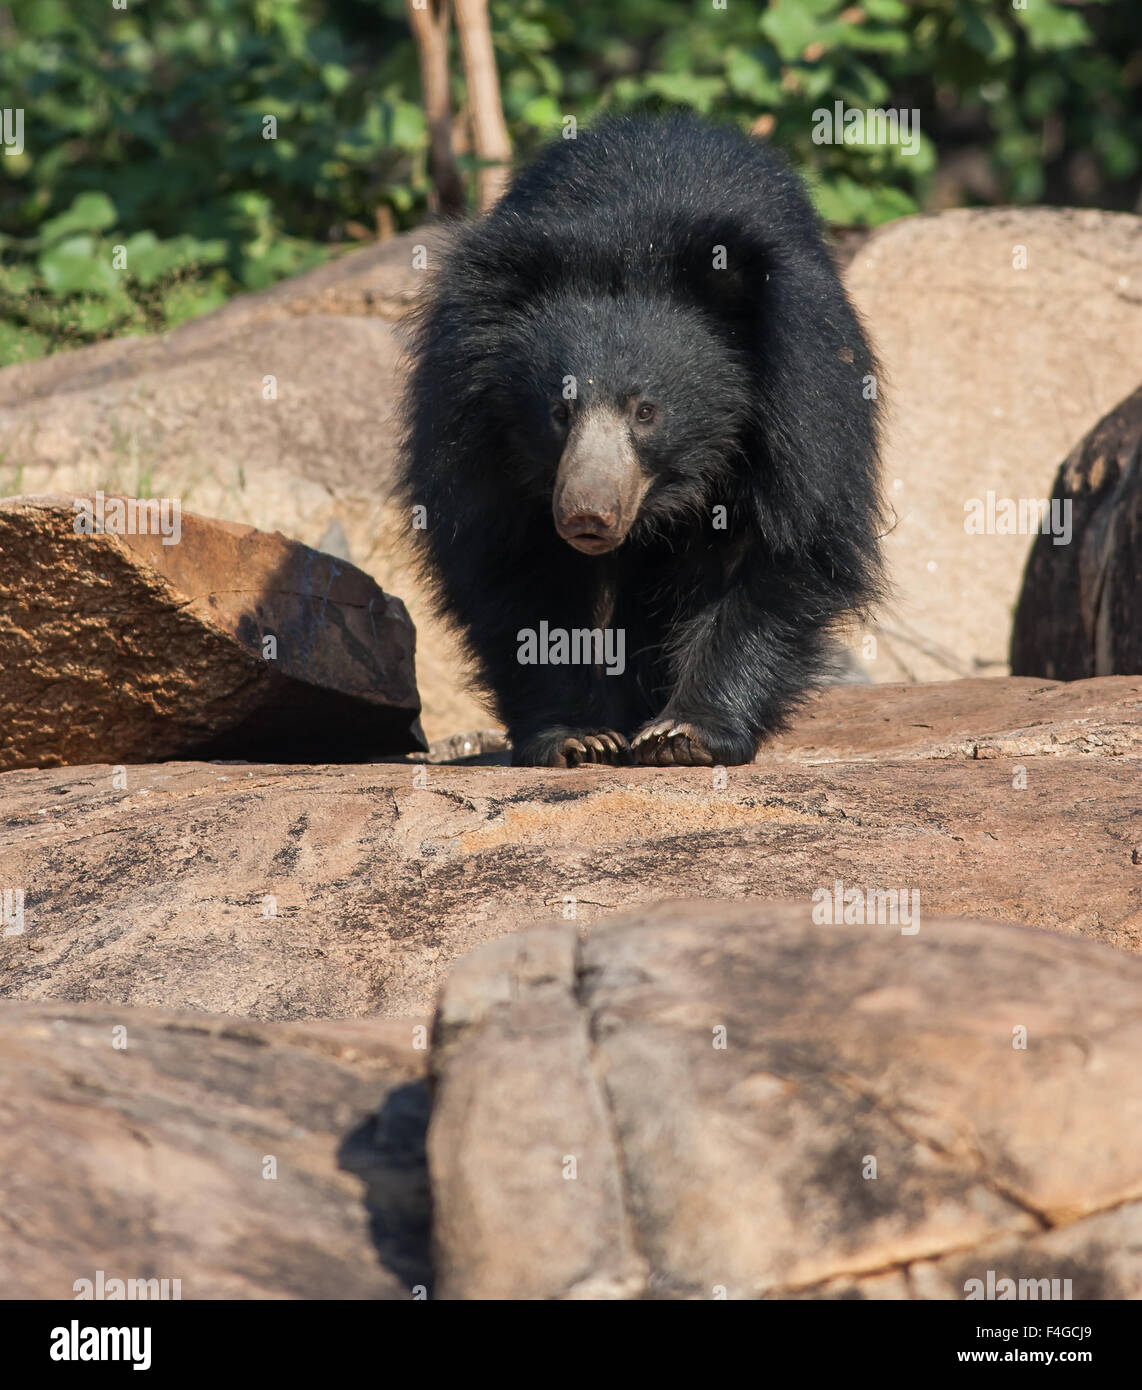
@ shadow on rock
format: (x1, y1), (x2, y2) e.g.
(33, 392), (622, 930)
(337, 1079), (433, 1296)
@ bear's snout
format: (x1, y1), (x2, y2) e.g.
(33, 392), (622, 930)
(553, 407), (651, 554)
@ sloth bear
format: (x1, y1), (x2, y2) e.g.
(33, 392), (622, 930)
(399, 115), (884, 767)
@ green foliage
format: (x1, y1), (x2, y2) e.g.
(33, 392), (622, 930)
(1, 0), (1138, 363)
(0, 0), (422, 360)
(491, 0), (1138, 224)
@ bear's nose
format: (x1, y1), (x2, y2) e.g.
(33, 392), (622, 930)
(555, 509), (623, 555)
(559, 509), (618, 537)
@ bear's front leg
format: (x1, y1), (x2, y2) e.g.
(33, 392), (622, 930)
(630, 587), (827, 767)
(503, 651), (633, 767)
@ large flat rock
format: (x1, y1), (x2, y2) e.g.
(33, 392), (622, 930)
(0, 1005), (430, 1299)
(429, 901), (1142, 1299)
(1, 677), (1138, 1020)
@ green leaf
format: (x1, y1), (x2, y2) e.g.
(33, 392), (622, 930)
(842, 27), (911, 55)
(641, 72), (727, 113)
(761, 0), (842, 61)
(39, 192), (118, 246)
(725, 50), (782, 103)
(861, 0), (908, 18)
(119, 231), (192, 286)
(386, 100), (426, 150)
(10, 0), (70, 39)
(1015, 1), (1092, 51)
(520, 94), (563, 130)
(321, 62), (351, 95)
(811, 172), (915, 226)
(38, 235), (120, 296)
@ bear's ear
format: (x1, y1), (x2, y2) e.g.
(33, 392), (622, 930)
(675, 223), (771, 323)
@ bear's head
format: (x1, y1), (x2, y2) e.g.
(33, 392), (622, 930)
(500, 288), (756, 554)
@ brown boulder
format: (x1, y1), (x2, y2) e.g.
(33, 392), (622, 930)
(0, 677), (1138, 1021)
(0, 1004), (430, 1299)
(0, 237), (488, 744)
(1011, 384), (1142, 679)
(0, 495), (425, 771)
(429, 900), (1142, 1298)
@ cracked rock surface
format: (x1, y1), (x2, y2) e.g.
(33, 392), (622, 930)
(428, 901), (1142, 1299)
(1, 676), (1140, 1019)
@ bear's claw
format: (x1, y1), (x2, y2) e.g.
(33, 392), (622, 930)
(631, 720), (716, 767)
(551, 730), (630, 767)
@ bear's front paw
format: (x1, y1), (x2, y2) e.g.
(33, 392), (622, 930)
(512, 728), (631, 767)
(631, 719), (755, 766)
(631, 719), (716, 766)
(551, 730), (630, 768)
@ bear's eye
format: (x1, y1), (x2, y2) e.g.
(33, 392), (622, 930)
(551, 403), (570, 425)
(635, 402), (657, 424)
